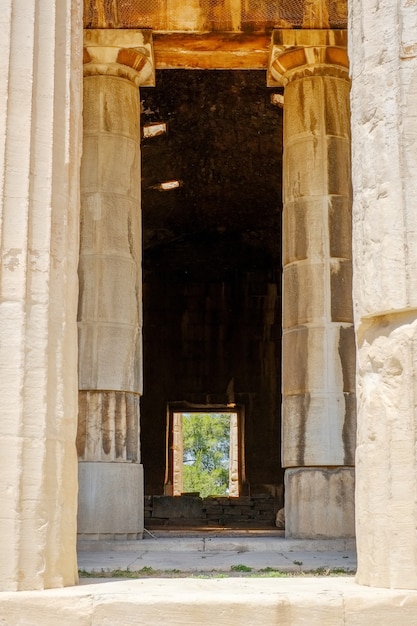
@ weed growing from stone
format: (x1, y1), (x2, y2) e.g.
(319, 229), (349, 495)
(230, 564), (252, 572)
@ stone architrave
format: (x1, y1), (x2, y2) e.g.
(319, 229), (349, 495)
(0, 0), (83, 590)
(77, 30), (154, 539)
(268, 30), (356, 538)
(350, 0), (417, 589)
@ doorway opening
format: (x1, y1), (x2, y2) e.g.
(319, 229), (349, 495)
(181, 412), (237, 497)
(165, 405), (245, 498)
(141, 70), (283, 528)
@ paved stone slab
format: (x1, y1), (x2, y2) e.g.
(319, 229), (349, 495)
(1, 578), (417, 625)
(77, 537), (356, 574)
(78, 549), (356, 574)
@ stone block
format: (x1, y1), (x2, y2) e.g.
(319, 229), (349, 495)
(285, 467), (355, 538)
(152, 496), (203, 519)
(92, 74), (139, 136)
(283, 262), (327, 328)
(204, 507), (224, 516)
(229, 497), (251, 505)
(337, 326), (356, 393)
(283, 72), (349, 142)
(330, 259), (353, 322)
(323, 76), (351, 138)
(7, 578), (417, 625)
(326, 136), (351, 196)
(284, 197), (327, 265)
(284, 138), (326, 200)
(355, 316), (417, 588)
(80, 195), (139, 256)
(78, 255), (139, 324)
(80, 135), (99, 192)
(282, 325), (311, 394)
(99, 134), (140, 198)
(283, 325), (354, 395)
(328, 196), (352, 260)
(78, 321), (142, 392)
(283, 201), (308, 264)
(82, 78), (100, 133)
(282, 393), (352, 466)
(77, 462), (144, 537)
(77, 391), (139, 462)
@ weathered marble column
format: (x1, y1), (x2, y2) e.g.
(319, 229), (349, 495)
(350, 0), (417, 589)
(77, 30), (154, 539)
(269, 30), (356, 538)
(0, 0), (82, 590)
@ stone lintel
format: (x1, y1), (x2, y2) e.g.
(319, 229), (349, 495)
(83, 29), (155, 86)
(268, 29), (348, 87)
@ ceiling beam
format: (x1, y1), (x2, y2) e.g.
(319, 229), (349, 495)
(153, 33), (270, 70)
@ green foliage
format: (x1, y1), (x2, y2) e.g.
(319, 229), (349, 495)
(182, 413), (230, 498)
(231, 564), (252, 572)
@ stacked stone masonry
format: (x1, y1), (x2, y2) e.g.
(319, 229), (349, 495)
(144, 495), (278, 527)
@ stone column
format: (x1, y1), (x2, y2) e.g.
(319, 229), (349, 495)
(77, 30), (154, 539)
(0, 0), (82, 590)
(350, 0), (417, 589)
(269, 30), (356, 538)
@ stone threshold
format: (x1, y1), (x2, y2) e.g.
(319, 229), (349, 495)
(1, 578), (417, 625)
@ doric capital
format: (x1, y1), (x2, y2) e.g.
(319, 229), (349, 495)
(83, 29), (155, 86)
(267, 29), (348, 87)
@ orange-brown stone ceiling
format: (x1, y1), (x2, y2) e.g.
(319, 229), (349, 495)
(84, 0), (347, 32)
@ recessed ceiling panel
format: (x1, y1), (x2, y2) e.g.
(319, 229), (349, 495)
(84, 0), (347, 31)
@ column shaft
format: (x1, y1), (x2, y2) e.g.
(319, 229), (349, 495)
(0, 0), (82, 590)
(78, 74), (142, 462)
(77, 30), (154, 539)
(269, 30), (356, 538)
(282, 73), (355, 468)
(350, 0), (417, 589)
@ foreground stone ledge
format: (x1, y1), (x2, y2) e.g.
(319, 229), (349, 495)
(1, 578), (417, 625)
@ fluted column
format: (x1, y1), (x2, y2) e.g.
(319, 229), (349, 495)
(0, 0), (83, 590)
(350, 0), (417, 589)
(77, 30), (154, 539)
(269, 30), (356, 538)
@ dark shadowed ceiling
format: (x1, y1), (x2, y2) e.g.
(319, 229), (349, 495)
(140, 70), (283, 280)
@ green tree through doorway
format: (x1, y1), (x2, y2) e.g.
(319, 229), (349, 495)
(182, 413), (230, 497)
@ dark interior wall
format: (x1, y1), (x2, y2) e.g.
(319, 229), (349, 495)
(140, 70), (283, 498)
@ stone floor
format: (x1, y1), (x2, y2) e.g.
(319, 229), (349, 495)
(2, 535), (417, 625)
(77, 532), (357, 575)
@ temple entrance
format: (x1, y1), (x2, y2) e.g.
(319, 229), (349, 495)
(140, 69), (284, 529)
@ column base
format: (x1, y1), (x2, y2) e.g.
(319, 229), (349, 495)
(285, 467), (355, 539)
(77, 462), (144, 539)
